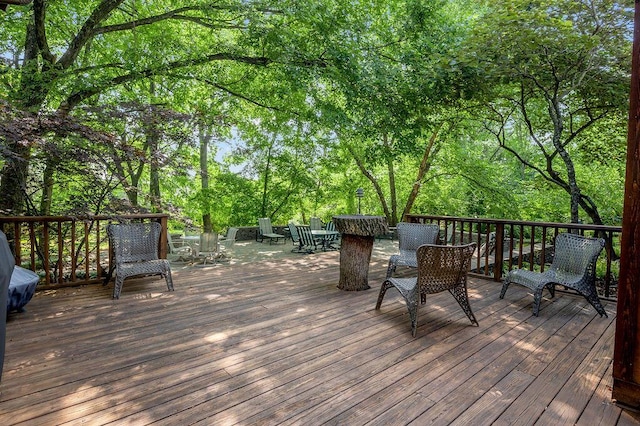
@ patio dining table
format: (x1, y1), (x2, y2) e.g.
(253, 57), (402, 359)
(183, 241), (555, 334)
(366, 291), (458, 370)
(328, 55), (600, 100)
(311, 229), (339, 251)
(176, 235), (200, 256)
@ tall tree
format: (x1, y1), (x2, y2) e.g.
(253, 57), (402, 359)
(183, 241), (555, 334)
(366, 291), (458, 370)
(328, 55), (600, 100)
(465, 0), (631, 224)
(313, 0), (474, 225)
(0, 0), (333, 215)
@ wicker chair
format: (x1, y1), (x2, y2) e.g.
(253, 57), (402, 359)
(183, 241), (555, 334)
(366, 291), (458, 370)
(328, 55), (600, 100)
(386, 222), (440, 278)
(106, 222), (174, 299)
(376, 243), (478, 337)
(500, 232), (607, 317)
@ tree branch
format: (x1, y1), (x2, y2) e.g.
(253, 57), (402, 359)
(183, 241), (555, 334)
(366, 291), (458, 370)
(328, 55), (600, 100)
(92, 5), (262, 35)
(33, 0), (55, 63)
(57, 0), (126, 69)
(58, 53), (273, 113)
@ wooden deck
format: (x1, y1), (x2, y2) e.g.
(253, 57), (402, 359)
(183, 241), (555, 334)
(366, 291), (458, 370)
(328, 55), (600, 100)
(0, 251), (637, 425)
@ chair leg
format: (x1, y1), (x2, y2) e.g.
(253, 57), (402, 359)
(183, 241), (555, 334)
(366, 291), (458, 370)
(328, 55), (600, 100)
(375, 280), (394, 309)
(113, 276), (124, 299)
(386, 260), (396, 279)
(406, 289), (419, 337)
(532, 288), (544, 316)
(163, 261), (174, 292)
(547, 283), (555, 298)
(578, 286), (608, 317)
(449, 286), (478, 326)
(409, 303), (418, 337)
(499, 278), (510, 299)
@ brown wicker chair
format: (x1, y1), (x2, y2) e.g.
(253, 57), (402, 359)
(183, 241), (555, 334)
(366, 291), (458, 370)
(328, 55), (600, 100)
(500, 232), (606, 317)
(105, 222), (174, 299)
(376, 243), (478, 337)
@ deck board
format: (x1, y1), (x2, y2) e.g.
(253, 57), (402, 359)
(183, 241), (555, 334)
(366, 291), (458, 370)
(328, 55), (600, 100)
(0, 252), (634, 425)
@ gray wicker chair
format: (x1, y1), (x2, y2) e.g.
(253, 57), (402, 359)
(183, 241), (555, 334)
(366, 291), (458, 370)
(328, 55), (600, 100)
(376, 243), (478, 337)
(500, 232), (606, 317)
(106, 222), (174, 299)
(386, 222), (440, 278)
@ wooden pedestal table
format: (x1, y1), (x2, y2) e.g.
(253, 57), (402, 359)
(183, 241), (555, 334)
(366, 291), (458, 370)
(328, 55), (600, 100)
(333, 215), (389, 291)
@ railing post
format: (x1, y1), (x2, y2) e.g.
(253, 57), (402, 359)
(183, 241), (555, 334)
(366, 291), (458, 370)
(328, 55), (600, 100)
(493, 223), (505, 282)
(158, 216), (168, 259)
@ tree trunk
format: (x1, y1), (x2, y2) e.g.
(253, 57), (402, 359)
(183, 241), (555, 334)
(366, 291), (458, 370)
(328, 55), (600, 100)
(333, 215), (388, 291)
(199, 127), (213, 233)
(383, 133), (398, 225)
(147, 126), (161, 212)
(0, 20), (41, 215)
(39, 157), (55, 215)
(402, 127), (440, 222)
(260, 144), (273, 218)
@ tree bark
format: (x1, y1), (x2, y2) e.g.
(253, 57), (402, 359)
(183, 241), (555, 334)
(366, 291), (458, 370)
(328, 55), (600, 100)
(333, 215), (388, 291)
(199, 126), (213, 233)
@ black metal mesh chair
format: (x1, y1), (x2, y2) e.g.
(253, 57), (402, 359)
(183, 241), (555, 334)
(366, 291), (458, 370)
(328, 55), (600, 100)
(386, 222), (440, 278)
(106, 222), (174, 299)
(324, 220), (340, 249)
(500, 232), (607, 317)
(288, 221), (301, 251)
(293, 225), (319, 254)
(376, 243), (478, 337)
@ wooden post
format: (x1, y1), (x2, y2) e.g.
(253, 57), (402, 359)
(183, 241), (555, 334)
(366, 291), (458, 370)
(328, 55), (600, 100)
(333, 215), (388, 291)
(613, 0), (640, 409)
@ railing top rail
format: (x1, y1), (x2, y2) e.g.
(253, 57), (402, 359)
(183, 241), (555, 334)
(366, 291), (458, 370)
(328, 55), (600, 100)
(0, 214), (170, 224)
(405, 214), (621, 233)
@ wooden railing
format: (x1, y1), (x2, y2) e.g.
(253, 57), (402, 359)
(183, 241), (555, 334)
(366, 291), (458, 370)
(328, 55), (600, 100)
(405, 214), (621, 300)
(0, 214), (169, 289)
(0, 213), (622, 300)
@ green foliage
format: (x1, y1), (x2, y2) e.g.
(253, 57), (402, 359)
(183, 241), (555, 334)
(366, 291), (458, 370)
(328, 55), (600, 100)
(0, 0), (631, 229)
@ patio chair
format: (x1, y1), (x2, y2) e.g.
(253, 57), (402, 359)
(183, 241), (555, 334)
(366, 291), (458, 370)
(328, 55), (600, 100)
(288, 221), (301, 251)
(293, 225), (320, 254)
(500, 232), (607, 317)
(386, 222), (440, 278)
(257, 218), (285, 244)
(167, 233), (193, 262)
(376, 243), (478, 337)
(105, 222), (174, 299)
(218, 227), (238, 255)
(324, 220), (340, 249)
(310, 217), (324, 230)
(197, 232), (224, 265)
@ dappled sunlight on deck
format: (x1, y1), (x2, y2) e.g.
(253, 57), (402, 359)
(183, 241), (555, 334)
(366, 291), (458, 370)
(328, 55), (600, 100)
(0, 243), (632, 425)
